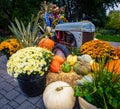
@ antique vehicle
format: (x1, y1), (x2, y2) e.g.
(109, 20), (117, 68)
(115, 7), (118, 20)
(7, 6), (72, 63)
(52, 21), (95, 58)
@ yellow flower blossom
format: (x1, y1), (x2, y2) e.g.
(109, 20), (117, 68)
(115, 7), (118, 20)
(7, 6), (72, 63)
(7, 47), (53, 78)
(0, 38), (22, 56)
(80, 40), (117, 59)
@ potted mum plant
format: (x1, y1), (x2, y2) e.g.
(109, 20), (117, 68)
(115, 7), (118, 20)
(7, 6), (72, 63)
(7, 47), (53, 97)
(0, 38), (22, 59)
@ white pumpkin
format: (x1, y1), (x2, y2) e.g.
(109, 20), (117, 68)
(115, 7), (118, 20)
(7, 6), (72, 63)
(43, 81), (76, 109)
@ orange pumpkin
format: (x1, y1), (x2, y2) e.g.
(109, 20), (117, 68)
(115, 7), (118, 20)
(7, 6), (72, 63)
(53, 55), (65, 65)
(116, 46), (120, 58)
(38, 38), (54, 50)
(105, 59), (120, 74)
(50, 60), (60, 73)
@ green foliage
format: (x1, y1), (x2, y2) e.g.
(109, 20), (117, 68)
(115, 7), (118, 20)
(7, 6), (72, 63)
(96, 34), (120, 42)
(0, 0), (42, 31)
(52, 0), (119, 27)
(0, 36), (10, 43)
(9, 15), (42, 47)
(74, 58), (120, 109)
(0, 0), (120, 31)
(105, 10), (120, 34)
(95, 28), (120, 42)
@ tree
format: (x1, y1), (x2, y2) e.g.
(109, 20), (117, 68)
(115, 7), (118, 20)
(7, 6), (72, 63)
(105, 10), (120, 34)
(0, 0), (42, 33)
(51, 0), (120, 27)
(0, 0), (120, 33)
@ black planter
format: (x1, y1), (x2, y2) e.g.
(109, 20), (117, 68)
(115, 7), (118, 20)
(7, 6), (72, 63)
(17, 74), (46, 97)
(6, 54), (11, 60)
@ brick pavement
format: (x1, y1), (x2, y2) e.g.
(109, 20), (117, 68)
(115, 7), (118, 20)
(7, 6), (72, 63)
(0, 55), (46, 109)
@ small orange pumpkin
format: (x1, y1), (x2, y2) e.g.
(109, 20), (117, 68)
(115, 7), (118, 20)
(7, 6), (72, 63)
(105, 59), (120, 74)
(53, 55), (65, 65)
(38, 38), (54, 50)
(116, 46), (120, 58)
(50, 60), (61, 73)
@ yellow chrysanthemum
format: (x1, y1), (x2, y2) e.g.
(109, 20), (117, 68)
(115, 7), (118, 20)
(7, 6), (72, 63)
(7, 47), (53, 78)
(0, 38), (22, 55)
(80, 40), (117, 59)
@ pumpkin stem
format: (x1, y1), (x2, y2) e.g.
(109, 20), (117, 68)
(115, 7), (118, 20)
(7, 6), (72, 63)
(56, 87), (63, 91)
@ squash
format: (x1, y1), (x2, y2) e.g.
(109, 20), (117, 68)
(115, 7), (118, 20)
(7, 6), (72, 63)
(90, 60), (100, 72)
(50, 60), (60, 73)
(61, 61), (71, 73)
(73, 60), (91, 75)
(105, 59), (120, 74)
(43, 81), (76, 109)
(53, 55), (65, 64)
(67, 55), (77, 66)
(38, 38), (54, 50)
(77, 54), (92, 63)
(78, 97), (97, 109)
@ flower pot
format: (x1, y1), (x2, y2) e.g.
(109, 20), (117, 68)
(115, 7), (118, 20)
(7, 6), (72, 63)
(17, 74), (46, 97)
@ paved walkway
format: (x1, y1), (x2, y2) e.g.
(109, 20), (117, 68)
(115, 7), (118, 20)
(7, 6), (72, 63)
(108, 41), (120, 48)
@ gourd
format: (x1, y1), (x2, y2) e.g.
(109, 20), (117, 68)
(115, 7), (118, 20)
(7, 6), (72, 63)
(73, 60), (91, 75)
(90, 60), (99, 72)
(105, 59), (120, 74)
(50, 60), (60, 73)
(53, 55), (65, 64)
(43, 81), (76, 109)
(78, 97), (97, 109)
(38, 38), (54, 50)
(67, 55), (77, 65)
(77, 54), (92, 63)
(61, 61), (71, 73)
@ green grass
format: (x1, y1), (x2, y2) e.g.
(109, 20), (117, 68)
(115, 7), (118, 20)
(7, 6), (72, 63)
(95, 34), (120, 42)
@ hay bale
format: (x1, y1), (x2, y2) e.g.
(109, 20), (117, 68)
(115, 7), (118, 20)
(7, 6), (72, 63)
(46, 71), (82, 86)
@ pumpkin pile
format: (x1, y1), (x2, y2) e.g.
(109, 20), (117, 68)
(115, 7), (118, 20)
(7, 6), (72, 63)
(47, 54), (81, 86)
(46, 54), (95, 86)
(80, 40), (117, 59)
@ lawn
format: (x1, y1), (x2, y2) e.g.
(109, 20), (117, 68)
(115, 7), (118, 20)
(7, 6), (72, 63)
(95, 34), (120, 42)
